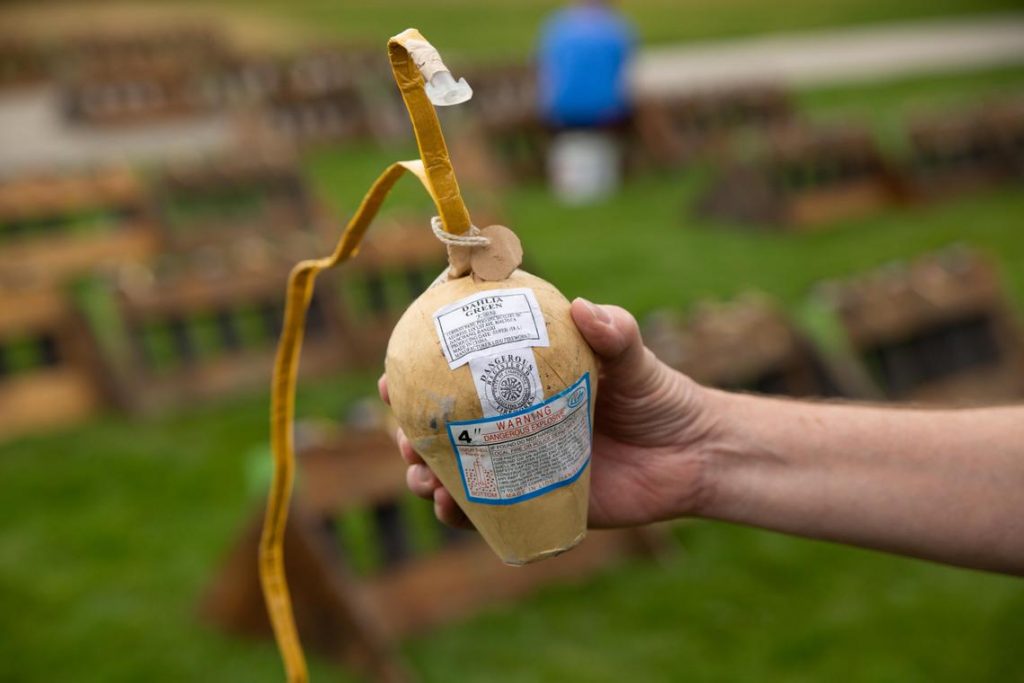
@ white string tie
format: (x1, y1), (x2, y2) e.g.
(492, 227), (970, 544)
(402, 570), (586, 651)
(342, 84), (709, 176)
(430, 216), (490, 247)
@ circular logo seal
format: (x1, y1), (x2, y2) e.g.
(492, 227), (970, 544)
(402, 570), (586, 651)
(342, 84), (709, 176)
(567, 385), (586, 409)
(484, 355), (536, 413)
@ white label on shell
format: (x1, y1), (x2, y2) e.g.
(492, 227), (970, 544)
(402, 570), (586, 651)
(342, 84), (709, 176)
(432, 288), (549, 369)
(446, 373), (592, 505)
(469, 349), (544, 418)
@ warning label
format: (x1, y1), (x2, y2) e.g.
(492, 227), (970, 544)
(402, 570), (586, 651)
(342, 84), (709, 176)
(433, 288), (550, 369)
(446, 373), (592, 504)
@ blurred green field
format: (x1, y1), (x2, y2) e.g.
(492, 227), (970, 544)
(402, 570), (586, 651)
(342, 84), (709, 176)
(2, 7), (1024, 683)
(207, 0), (1024, 59)
(308, 66), (1024, 315)
(11, 0), (1022, 61)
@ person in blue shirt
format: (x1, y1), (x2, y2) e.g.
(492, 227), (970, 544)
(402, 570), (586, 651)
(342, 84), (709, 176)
(536, 2), (636, 204)
(538, 1), (636, 130)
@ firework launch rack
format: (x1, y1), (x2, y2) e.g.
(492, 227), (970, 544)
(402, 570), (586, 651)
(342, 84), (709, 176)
(696, 123), (904, 228)
(54, 28), (409, 144)
(252, 47), (410, 148)
(57, 27), (233, 125)
(644, 294), (848, 398)
(152, 150), (327, 251)
(904, 99), (1024, 200)
(0, 286), (105, 441)
(202, 424), (671, 682)
(818, 247), (1024, 404)
(89, 248), (350, 415)
(334, 218), (449, 366)
(694, 101), (1024, 229)
(61, 67), (213, 125)
(0, 148), (463, 431)
(0, 166), (158, 288)
(0, 151), (355, 427)
(76, 212), (450, 415)
(79, 150), (357, 414)
(633, 84), (795, 168)
(60, 27), (230, 78)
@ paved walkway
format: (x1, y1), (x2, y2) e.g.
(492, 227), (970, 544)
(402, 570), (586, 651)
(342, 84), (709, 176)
(632, 14), (1024, 95)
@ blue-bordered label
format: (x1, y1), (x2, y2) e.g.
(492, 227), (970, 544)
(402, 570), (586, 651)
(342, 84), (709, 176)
(446, 373), (592, 505)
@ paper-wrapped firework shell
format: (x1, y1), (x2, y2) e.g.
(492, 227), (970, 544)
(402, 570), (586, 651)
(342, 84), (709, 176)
(385, 266), (598, 565)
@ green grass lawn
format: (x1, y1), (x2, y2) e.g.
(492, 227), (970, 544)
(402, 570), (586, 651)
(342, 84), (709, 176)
(2, 383), (1022, 682)
(1, 56), (1023, 683)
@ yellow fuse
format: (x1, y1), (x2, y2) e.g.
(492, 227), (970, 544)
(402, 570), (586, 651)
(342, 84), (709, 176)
(261, 29), (597, 682)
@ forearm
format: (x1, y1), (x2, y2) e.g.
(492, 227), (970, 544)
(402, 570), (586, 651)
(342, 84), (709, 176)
(696, 389), (1024, 575)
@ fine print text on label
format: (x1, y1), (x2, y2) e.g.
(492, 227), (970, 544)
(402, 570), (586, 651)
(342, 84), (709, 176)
(446, 373), (592, 505)
(468, 349), (544, 418)
(433, 288), (549, 369)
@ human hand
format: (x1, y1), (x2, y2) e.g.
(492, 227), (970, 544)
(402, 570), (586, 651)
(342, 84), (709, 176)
(378, 298), (718, 529)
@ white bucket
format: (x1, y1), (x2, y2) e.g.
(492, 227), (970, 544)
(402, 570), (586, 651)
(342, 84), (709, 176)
(547, 131), (621, 205)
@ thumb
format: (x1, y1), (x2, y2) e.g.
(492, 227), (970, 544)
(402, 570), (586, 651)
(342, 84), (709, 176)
(570, 298), (656, 391)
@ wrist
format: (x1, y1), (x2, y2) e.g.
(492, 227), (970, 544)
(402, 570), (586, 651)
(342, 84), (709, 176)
(656, 375), (734, 520)
(685, 387), (770, 520)
(694, 388), (824, 528)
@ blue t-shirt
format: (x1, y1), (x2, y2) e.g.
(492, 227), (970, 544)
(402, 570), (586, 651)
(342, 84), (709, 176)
(538, 5), (636, 127)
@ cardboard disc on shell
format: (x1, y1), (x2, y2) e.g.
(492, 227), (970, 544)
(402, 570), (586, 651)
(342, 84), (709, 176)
(471, 225), (523, 281)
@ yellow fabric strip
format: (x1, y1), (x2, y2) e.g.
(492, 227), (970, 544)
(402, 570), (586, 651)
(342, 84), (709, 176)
(388, 28), (472, 235)
(259, 30), (473, 683)
(259, 161), (418, 683)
